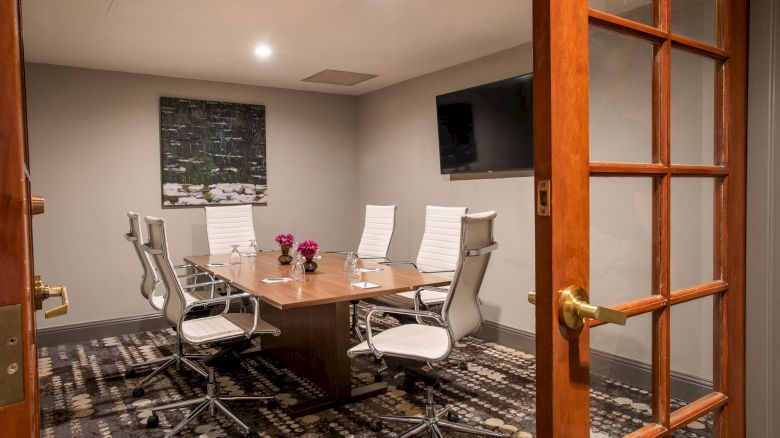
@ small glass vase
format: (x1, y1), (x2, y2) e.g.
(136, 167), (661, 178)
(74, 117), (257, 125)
(303, 256), (318, 273)
(278, 246), (293, 265)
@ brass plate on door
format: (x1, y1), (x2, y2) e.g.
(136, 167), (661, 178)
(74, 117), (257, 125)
(536, 180), (550, 216)
(0, 304), (24, 407)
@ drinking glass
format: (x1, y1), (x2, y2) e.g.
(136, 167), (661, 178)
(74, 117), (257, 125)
(347, 264), (363, 284)
(291, 255), (305, 281)
(248, 240), (258, 256)
(229, 244), (241, 265)
(344, 252), (357, 273)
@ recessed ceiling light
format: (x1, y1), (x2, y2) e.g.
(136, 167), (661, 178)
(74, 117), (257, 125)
(254, 45), (273, 59)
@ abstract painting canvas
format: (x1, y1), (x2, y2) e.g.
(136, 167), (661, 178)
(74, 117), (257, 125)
(160, 97), (267, 207)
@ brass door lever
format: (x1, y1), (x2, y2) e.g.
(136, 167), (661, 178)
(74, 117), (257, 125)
(33, 275), (70, 318)
(528, 285), (626, 330)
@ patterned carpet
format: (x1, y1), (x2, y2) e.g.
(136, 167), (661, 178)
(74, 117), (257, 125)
(38, 313), (713, 437)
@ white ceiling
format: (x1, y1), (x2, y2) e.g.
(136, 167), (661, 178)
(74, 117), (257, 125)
(21, 0), (531, 95)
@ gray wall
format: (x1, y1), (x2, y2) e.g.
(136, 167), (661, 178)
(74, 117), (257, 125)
(746, 0), (780, 435)
(26, 63), (361, 329)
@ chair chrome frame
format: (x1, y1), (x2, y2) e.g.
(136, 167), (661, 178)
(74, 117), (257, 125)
(124, 213), (219, 392)
(143, 215), (280, 437)
(349, 212), (504, 437)
(148, 292), (280, 438)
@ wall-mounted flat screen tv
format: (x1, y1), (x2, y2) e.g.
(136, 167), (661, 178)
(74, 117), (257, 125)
(436, 73), (533, 174)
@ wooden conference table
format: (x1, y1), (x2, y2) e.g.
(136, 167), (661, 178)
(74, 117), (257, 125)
(184, 251), (450, 416)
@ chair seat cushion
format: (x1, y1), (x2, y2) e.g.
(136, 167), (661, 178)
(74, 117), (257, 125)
(348, 323), (450, 361)
(181, 313), (279, 344)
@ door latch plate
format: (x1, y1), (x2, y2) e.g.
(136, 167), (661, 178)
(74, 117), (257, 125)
(0, 304), (24, 407)
(536, 180), (551, 216)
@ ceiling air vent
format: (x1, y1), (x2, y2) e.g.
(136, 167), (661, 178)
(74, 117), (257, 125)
(301, 69), (378, 86)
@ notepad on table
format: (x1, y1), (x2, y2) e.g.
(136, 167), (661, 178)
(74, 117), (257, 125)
(357, 267), (382, 273)
(261, 277), (292, 284)
(351, 281), (380, 289)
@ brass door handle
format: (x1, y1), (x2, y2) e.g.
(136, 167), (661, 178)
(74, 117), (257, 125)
(528, 286), (626, 330)
(31, 194), (45, 215)
(33, 275), (70, 318)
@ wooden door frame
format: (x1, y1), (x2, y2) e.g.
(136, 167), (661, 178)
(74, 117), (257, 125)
(0, 0), (39, 436)
(532, 0), (748, 436)
(532, 1), (591, 436)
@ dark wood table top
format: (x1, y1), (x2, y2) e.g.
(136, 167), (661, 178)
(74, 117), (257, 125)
(184, 252), (451, 310)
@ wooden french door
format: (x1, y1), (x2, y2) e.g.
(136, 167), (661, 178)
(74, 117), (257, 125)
(0, 0), (40, 436)
(533, 0), (747, 437)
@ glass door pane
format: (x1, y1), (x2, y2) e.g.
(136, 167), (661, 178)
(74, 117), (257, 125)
(589, 26), (654, 163)
(589, 0), (654, 26)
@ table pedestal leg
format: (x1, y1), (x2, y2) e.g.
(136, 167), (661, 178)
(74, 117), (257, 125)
(259, 301), (387, 416)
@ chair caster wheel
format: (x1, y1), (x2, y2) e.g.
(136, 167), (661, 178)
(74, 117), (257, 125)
(447, 411), (459, 423)
(267, 399), (279, 409)
(247, 432), (259, 438)
(146, 414), (159, 428)
(132, 387), (144, 398)
(124, 368), (136, 378)
(458, 361), (469, 371)
(374, 373), (383, 383)
(369, 419), (383, 432)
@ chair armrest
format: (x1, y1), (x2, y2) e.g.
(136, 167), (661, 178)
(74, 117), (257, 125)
(179, 293), (280, 344)
(176, 272), (213, 280)
(358, 256), (390, 262)
(363, 305), (447, 359)
(246, 296), (280, 336)
(378, 260), (418, 269)
(412, 287), (450, 323)
(174, 263), (195, 271)
(181, 291), (249, 314)
(181, 279), (224, 290)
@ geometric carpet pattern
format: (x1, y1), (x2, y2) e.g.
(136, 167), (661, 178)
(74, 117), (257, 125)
(39, 313), (713, 437)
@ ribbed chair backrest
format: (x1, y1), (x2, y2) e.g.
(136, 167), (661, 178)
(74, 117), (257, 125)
(144, 216), (186, 327)
(442, 211), (497, 342)
(126, 212), (160, 305)
(356, 205), (397, 260)
(205, 205), (257, 254)
(415, 205), (468, 275)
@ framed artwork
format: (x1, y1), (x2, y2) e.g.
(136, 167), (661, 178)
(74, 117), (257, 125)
(160, 97), (267, 207)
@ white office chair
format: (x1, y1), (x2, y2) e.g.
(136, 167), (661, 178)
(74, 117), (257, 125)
(124, 212), (218, 396)
(143, 215), (280, 438)
(205, 204), (257, 254)
(348, 211), (501, 437)
(327, 205), (397, 340)
(372, 205), (468, 310)
(355, 204), (397, 260)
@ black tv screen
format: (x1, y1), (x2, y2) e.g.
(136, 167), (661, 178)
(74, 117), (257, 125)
(436, 73), (533, 174)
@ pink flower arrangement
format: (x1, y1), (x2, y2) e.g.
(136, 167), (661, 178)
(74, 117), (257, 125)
(297, 240), (319, 259)
(274, 233), (295, 248)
